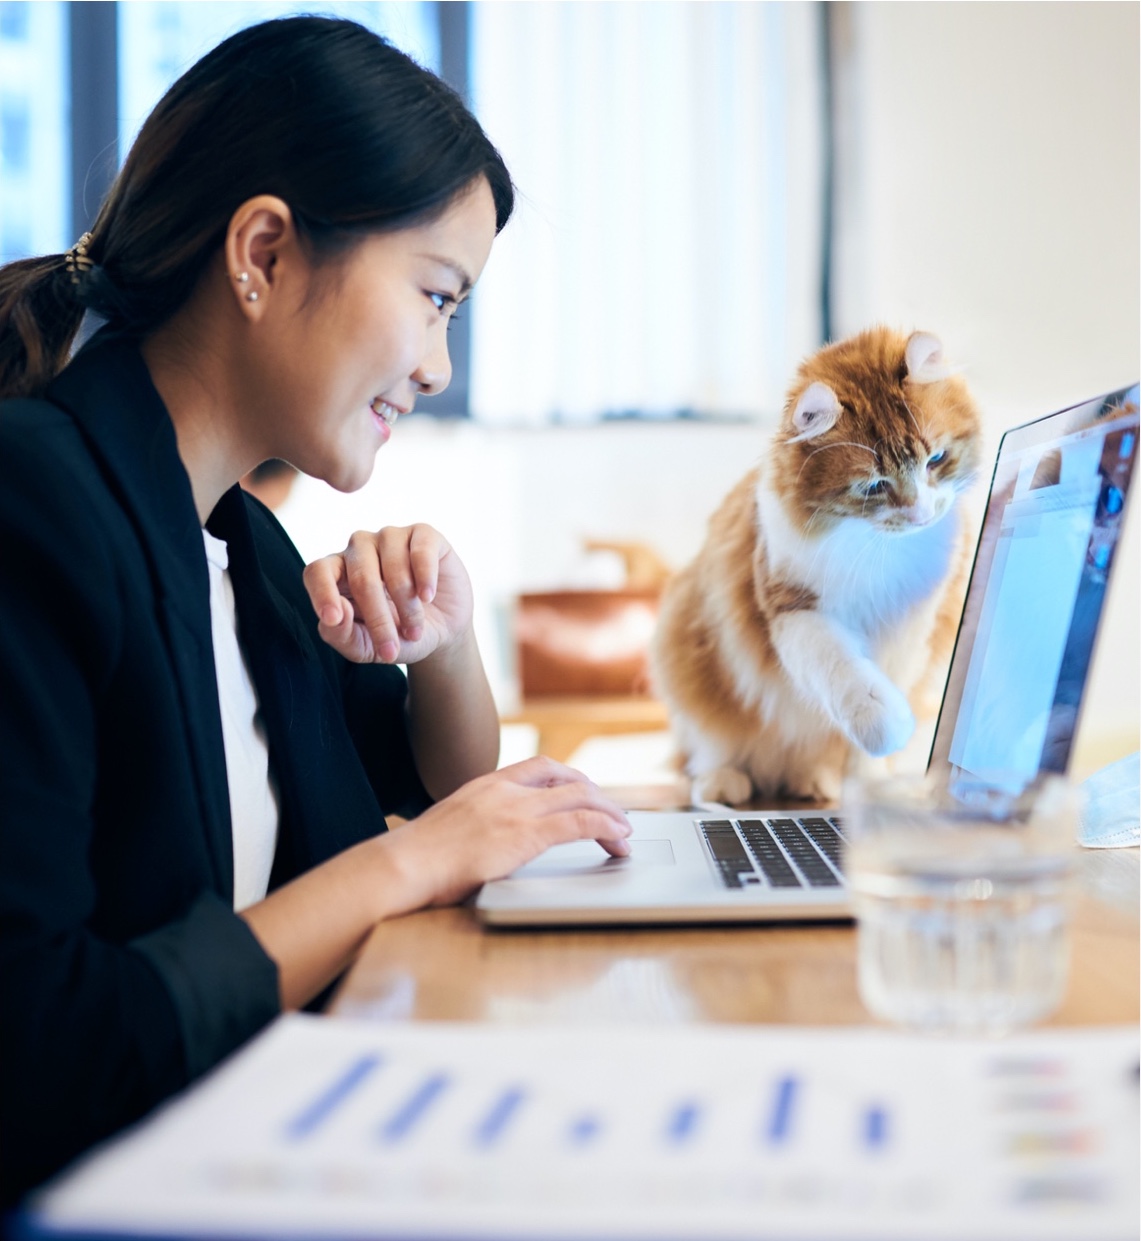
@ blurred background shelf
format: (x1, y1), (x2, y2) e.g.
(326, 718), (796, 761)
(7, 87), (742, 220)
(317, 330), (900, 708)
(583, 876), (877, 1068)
(501, 696), (671, 767)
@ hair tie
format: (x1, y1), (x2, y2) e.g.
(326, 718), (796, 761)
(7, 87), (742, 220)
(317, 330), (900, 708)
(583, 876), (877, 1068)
(64, 232), (95, 286)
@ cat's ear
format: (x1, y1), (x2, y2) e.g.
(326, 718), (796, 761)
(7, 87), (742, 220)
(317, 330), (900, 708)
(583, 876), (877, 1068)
(904, 332), (951, 384)
(788, 381), (841, 443)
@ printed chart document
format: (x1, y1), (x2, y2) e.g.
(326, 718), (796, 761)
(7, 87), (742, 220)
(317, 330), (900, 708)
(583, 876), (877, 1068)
(22, 1015), (1139, 1241)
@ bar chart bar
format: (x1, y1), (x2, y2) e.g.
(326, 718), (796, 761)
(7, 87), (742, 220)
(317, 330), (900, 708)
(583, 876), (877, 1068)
(666, 1101), (701, 1144)
(473, 1087), (526, 1147)
(766, 1075), (799, 1145)
(284, 1054), (382, 1141)
(567, 1115), (602, 1147)
(378, 1073), (449, 1144)
(863, 1105), (889, 1150)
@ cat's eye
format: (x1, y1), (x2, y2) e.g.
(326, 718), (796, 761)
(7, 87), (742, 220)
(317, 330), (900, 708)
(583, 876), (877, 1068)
(863, 479), (889, 497)
(927, 449), (947, 467)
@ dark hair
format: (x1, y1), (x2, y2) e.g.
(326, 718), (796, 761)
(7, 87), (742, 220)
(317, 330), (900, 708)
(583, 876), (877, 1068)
(0, 16), (514, 399)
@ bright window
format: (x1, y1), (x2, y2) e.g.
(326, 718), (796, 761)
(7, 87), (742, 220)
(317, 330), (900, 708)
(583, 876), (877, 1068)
(118, 2), (439, 153)
(0, 0), (67, 262)
(469, 1), (826, 422)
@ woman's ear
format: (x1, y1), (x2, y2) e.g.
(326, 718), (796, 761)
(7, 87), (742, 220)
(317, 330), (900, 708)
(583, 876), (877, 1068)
(224, 195), (296, 317)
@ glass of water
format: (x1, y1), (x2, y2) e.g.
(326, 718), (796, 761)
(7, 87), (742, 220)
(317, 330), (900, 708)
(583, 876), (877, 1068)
(844, 773), (1080, 1034)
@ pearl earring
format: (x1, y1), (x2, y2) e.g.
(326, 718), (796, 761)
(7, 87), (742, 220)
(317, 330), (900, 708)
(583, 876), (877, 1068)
(245, 290), (259, 302)
(235, 271), (249, 283)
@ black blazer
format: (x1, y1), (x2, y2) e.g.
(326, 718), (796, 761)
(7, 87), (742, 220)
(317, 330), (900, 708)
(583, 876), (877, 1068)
(0, 332), (430, 1203)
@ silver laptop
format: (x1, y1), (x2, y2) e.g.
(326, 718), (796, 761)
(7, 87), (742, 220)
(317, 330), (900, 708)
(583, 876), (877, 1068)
(477, 385), (1140, 926)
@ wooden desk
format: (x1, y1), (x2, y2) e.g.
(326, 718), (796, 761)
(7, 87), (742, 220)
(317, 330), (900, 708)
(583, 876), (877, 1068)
(331, 786), (1139, 1029)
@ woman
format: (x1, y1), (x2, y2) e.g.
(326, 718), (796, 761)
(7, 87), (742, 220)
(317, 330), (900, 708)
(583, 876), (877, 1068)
(0, 16), (631, 1204)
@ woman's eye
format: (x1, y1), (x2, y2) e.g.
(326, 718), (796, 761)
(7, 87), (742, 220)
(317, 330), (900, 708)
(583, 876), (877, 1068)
(928, 449), (947, 467)
(864, 479), (888, 497)
(427, 291), (457, 315)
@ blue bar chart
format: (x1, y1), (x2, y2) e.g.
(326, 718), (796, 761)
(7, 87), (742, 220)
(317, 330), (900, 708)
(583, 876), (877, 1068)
(27, 1017), (1139, 1241)
(278, 1051), (890, 1166)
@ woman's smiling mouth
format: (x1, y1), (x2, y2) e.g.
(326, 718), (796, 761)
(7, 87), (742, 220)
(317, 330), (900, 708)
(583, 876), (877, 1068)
(370, 397), (403, 427)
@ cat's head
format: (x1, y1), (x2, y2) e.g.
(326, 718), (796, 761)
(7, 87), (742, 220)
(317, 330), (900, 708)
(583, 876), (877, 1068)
(770, 327), (982, 536)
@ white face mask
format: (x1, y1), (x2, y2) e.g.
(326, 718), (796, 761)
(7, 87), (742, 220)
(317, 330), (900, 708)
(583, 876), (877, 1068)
(1078, 752), (1140, 848)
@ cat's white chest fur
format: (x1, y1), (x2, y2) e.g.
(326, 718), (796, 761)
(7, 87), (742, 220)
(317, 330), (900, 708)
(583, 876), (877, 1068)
(754, 473), (957, 644)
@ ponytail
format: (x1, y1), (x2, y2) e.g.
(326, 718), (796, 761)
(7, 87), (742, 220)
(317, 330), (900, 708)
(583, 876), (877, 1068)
(0, 253), (87, 400)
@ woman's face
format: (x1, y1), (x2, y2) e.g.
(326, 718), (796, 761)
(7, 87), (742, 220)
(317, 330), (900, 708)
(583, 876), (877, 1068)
(252, 178), (498, 492)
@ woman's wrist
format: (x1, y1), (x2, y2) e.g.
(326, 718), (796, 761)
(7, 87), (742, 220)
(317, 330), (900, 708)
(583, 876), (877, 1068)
(361, 825), (435, 922)
(406, 621), (499, 797)
(419, 620), (480, 675)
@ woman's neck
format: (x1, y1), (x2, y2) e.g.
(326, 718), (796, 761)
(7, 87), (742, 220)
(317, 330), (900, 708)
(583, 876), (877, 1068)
(140, 285), (262, 524)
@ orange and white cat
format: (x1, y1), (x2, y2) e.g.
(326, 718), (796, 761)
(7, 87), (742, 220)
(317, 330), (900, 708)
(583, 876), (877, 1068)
(650, 327), (983, 805)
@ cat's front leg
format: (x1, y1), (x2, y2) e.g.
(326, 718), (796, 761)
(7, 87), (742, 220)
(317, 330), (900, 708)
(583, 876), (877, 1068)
(691, 766), (754, 807)
(768, 611), (915, 757)
(678, 726), (755, 806)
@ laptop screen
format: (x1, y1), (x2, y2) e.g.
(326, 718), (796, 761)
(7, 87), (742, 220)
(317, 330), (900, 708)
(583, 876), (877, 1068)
(928, 383), (1139, 800)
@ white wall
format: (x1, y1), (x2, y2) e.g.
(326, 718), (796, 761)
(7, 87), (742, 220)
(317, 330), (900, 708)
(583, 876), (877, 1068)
(279, 1), (1139, 774)
(277, 417), (772, 712)
(831, 1), (1140, 775)
(833, 1), (1139, 424)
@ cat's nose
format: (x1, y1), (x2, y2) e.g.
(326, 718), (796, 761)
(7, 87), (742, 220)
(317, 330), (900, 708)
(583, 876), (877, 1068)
(900, 489), (939, 526)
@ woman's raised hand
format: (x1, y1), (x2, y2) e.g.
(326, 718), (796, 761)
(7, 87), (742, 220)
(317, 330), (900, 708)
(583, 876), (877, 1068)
(303, 524), (472, 665)
(374, 756), (634, 914)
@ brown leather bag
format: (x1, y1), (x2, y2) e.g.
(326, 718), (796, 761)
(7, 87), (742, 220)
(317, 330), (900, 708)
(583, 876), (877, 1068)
(515, 589), (662, 697)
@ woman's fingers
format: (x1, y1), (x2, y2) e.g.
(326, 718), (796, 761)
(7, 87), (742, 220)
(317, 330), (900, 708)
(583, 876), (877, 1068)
(318, 593), (359, 653)
(478, 765), (634, 859)
(380, 764), (636, 911)
(375, 527), (437, 636)
(343, 533), (404, 661)
(337, 527), (443, 657)
(302, 555), (348, 628)
(406, 524), (442, 604)
(305, 524), (473, 665)
(522, 776), (631, 833)
(522, 800), (633, 855)
(482, 759), (633, 845)
(495, 755), (597, 790)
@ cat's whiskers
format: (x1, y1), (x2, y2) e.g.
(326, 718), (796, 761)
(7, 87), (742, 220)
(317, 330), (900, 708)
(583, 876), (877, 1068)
(795, 440), (877, 485)
(845, 524), (889, 622)
(830, 518), (883, 608)
(870, 537), (893, 632)
(797, 524), (848, 616)
(865, 525), (903, 632)
(900, 397), (927, 439)
(802, 509), (843, 585)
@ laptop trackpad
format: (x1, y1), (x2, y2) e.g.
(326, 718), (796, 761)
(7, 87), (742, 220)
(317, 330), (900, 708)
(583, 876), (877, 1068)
(510, 838), (676, 879)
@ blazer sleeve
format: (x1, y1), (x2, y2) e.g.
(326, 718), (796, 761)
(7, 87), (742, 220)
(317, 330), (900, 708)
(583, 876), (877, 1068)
(0, 406), (278, 1204)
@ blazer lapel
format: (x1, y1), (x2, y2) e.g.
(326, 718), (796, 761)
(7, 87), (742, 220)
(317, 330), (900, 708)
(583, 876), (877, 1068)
(209, 487), (391, 880)
(47, 332), (235, 897)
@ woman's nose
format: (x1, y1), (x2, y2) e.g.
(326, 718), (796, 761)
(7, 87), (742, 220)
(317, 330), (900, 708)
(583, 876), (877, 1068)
(412, 332), (452, 397)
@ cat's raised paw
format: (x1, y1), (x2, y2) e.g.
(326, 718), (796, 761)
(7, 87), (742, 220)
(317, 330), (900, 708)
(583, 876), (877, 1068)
(691, 766), (753, 807)
(840, 676), (915, 758)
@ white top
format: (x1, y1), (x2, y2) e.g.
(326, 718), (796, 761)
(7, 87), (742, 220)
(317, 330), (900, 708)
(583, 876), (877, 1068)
(202, 529), (280, 911)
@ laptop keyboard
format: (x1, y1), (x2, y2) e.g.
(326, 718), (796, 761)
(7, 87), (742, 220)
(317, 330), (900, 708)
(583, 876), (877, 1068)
(698, 816), (847, 889)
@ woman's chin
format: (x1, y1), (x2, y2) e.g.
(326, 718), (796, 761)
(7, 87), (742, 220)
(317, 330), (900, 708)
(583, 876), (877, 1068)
(322, 454), (378, 495)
